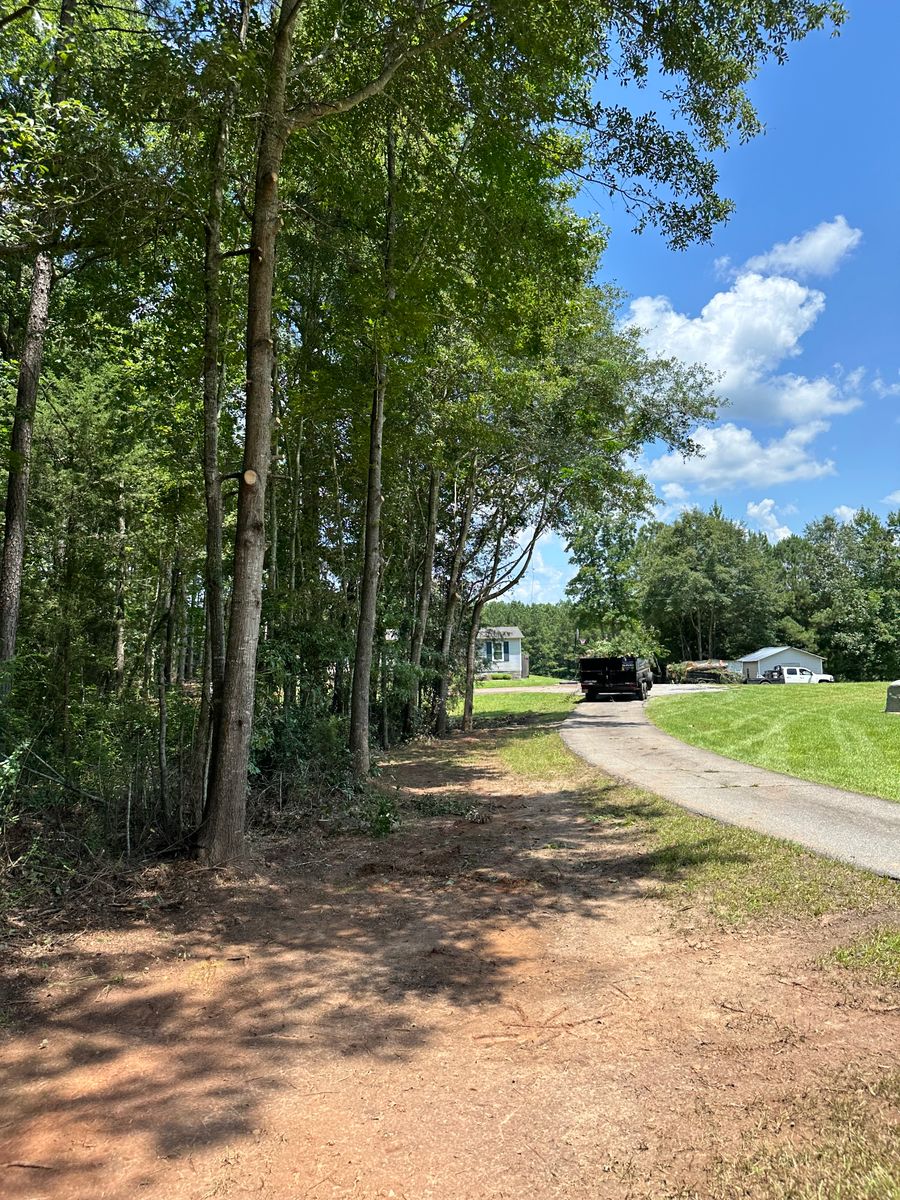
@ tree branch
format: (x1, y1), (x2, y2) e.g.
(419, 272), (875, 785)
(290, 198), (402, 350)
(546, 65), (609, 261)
(287, 5), (485, 132)
(0, 0), (37, 31)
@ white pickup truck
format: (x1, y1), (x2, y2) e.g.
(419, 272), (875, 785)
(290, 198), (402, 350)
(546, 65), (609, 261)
(764, 665), (834, 684)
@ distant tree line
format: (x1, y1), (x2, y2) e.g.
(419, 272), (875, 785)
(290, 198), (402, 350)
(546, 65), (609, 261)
(564, 504), (900, 680)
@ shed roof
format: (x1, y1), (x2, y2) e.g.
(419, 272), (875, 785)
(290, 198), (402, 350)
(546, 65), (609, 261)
(476, 626), (523, 640)
(739, 645), (821, 663)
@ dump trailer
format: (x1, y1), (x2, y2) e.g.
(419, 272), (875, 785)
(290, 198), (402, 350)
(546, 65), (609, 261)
(579, 656), (653, 701)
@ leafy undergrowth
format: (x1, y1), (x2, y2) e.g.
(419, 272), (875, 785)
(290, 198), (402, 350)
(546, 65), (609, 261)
(495, 727), (898, 924)
(648, 684), (900, 803)
(693, 1073), (900, 1200)
(828, 927), (900, 986)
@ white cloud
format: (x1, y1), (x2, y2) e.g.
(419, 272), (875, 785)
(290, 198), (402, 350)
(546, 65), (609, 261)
(659, 482), (688, 502)
(509, 530), (572, 603)
(628, 271), (861, 425)
(652, 482), (693, 522)
(873, 373), (900, 398)
(648, 421), (835, 493)
(747, 498), (792, 543)
(743, 215), (862, 279)
(833, 505), (859, 524)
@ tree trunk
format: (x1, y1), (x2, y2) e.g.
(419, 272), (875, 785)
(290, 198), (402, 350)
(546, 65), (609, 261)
(163, 554), (178, 686)
(403, 466), (440, 735)
(0, 0), (77, 664)
(288, 430), (302, 594)
(201, 169), (227, 699)
(268, 363), (280, 602)
(158, 657), (168, 831)
(349, 351), (387, 777)
(187, 612), (213, 826)
(196, 0), (249, 817)
(378, 644), (390, 750)
(461, 519), (546, 730)
(140, 553), (166, 697)
(349, 126), (396, 778)
(461, 598), (486, 732)
(199, 4), (295, 865)
(0, 251), (53, 661)
(434, 468), (476, 737)
(114, 481), (126, 689)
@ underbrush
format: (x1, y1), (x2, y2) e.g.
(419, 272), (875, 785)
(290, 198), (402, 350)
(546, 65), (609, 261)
(0, 681), (363, 918)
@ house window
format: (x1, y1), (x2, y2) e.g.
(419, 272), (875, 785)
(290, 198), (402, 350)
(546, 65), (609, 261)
(492, 640), (504, 661)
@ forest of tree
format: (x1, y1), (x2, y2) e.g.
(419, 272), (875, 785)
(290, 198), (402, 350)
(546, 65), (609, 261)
(0, 0), (847, 872)
(560, 503), (900, 679)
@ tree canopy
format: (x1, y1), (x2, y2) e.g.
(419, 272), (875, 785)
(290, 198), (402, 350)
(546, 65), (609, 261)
(0, 0), (847, 868)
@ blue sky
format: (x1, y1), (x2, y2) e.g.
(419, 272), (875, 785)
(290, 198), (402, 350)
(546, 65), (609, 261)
(519, 4), (900, 603)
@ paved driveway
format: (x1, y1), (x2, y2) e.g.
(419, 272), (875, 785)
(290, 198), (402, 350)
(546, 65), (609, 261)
(562, 698), (900, 880)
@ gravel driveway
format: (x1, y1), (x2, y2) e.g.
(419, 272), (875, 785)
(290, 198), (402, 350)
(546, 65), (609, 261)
(562, 696), (900, 880)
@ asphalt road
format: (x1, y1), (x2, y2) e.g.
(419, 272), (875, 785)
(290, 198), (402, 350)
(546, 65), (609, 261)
(561, 694), (900, 880)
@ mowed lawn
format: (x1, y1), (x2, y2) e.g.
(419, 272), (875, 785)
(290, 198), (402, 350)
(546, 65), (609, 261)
(466, 689), (577, 722)
(475, 674), (565, 688)
(648, 683), (900, 803)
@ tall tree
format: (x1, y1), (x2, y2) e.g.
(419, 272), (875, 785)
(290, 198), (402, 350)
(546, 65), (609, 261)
(638, 506), (782, 662)
(0, 0), (76, 661)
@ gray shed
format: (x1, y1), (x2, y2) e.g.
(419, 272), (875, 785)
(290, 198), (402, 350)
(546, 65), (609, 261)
(739, 646), (825, 681)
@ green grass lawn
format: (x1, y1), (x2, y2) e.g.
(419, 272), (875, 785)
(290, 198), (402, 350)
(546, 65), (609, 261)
(467, 689), (577, 723)
(475, 674), (567, 688)
(648, 683), (900, 803)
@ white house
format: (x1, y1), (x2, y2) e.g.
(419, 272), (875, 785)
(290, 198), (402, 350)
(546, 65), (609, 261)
(738, 645), (826, 681)
(476, 626), (527, 678)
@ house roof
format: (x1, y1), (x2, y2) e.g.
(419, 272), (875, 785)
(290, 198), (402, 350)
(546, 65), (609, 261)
(476, 626), (523, 640)
(739, 645), (822, 662)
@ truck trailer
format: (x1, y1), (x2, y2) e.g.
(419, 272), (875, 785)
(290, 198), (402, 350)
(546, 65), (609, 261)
(578, 656), (654, 701)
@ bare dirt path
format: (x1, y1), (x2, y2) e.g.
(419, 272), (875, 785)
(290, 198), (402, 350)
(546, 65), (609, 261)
(563, 699), (900, 879)
(2, 726), (898, 1200)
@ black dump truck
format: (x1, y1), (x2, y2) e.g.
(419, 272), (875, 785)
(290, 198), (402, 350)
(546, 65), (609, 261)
(578, 655), (654, 701)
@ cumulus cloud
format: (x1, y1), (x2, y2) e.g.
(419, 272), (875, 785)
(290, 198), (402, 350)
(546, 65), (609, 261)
(653, 481), (693, 521)
(627, 218), (864, 426)
(883, 491), (900, 505)
(628, 274), (860, 425)
(833, 505), (859, 524)
(659, 482), (688, 502)
(747, 498), (793, 542)
(742, 215), (862, 279)
(509, 530), (571, 603)
(648, 422), (835, 493)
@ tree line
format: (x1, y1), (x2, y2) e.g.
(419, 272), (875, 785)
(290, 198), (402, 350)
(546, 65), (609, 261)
(562, 503), (900, 680)
(0, 0), (845, 870)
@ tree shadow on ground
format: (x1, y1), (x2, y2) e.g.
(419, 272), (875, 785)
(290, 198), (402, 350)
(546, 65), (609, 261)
(0, 719), (751, 1198)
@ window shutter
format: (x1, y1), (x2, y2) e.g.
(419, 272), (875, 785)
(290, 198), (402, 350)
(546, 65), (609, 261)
(503, 640), (509, 660)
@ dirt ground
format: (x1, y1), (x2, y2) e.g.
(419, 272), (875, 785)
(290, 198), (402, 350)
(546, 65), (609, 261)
(2, 727), (898, 1200)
